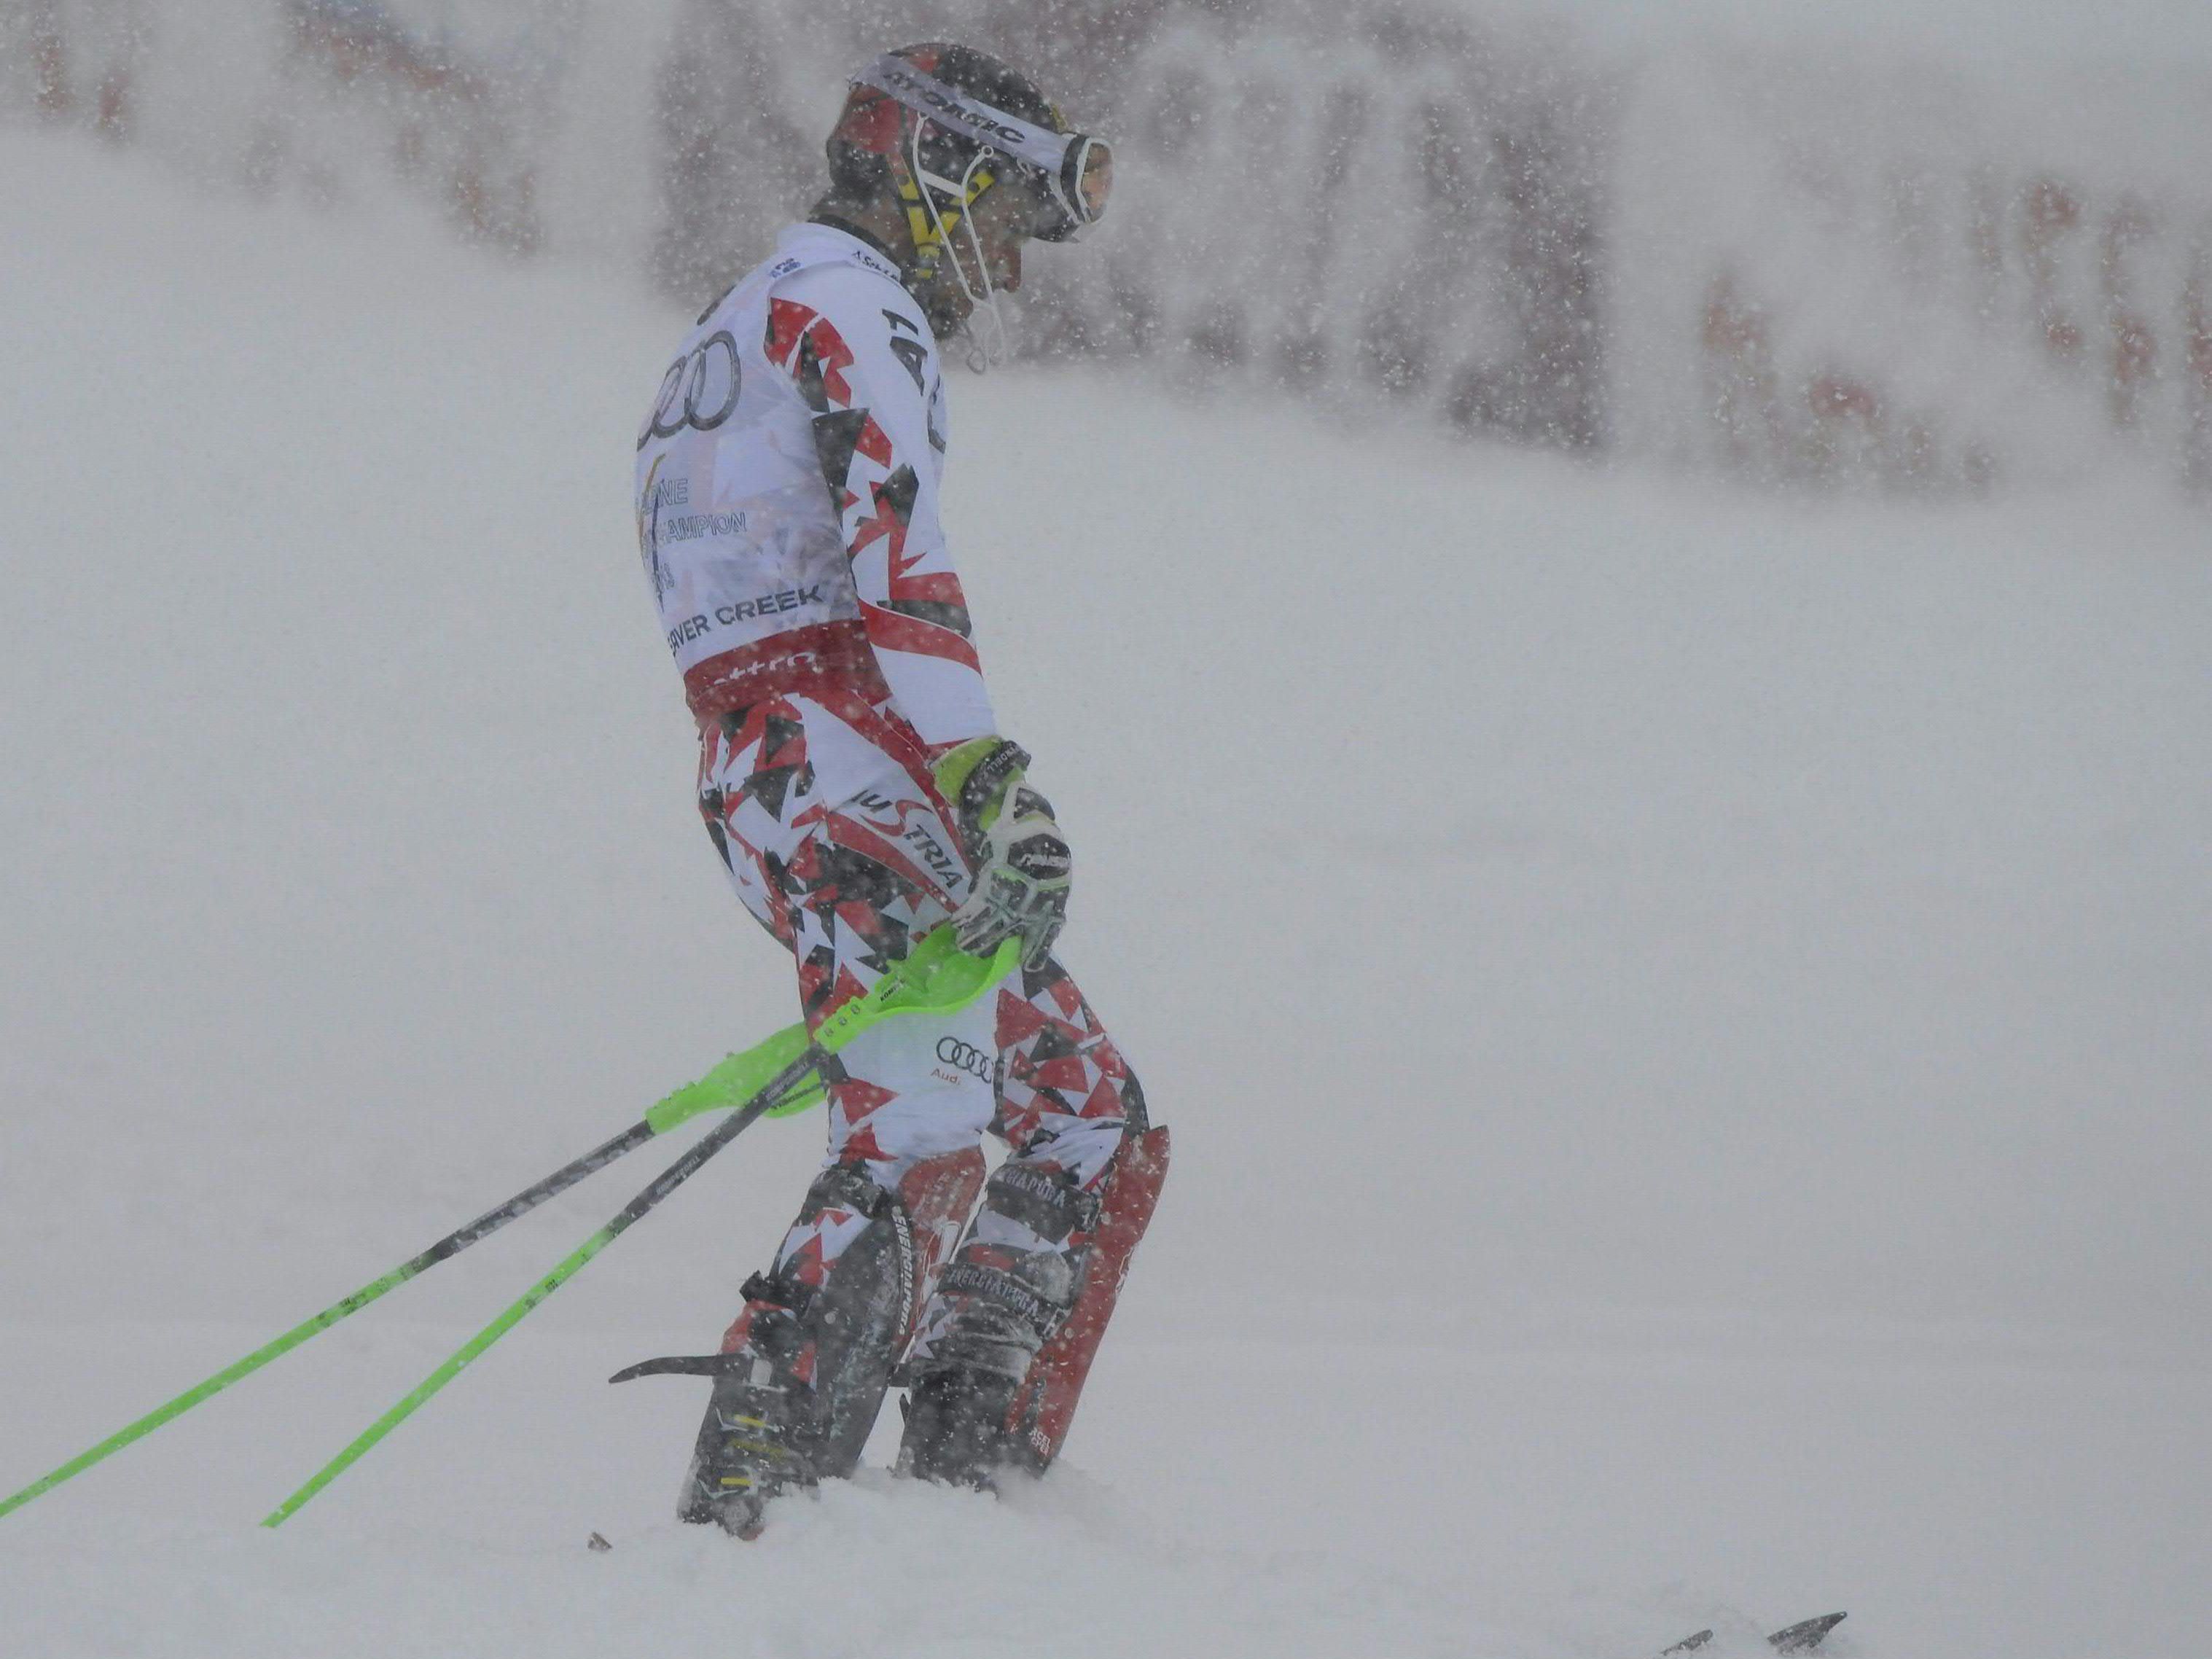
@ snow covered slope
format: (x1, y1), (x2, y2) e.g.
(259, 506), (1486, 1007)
(2, 131), (2208, 1658)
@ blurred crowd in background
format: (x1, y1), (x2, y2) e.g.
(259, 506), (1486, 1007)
(7, 0), (2210, 495)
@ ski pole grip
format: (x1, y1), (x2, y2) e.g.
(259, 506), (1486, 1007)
(645, 933), (1016, 1134)
(817, 932), (1019, 1055)
(645, 1023), (820, 1134)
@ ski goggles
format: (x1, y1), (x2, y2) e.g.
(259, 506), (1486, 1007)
(853, 53), (1114, 241)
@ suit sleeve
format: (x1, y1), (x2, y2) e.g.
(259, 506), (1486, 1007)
(762, 265), (996, 749)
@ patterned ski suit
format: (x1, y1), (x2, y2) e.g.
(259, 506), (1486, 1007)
(632, 222), (1159, 1477)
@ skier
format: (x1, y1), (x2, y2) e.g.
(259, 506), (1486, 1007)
(626, 43), (1169, 1538)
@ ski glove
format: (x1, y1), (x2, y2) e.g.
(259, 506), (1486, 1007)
(932, 736), (1072, 972)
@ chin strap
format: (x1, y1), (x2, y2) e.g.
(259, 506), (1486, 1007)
(950, 190), (1012, 371)
(893, 120), (1012, 372)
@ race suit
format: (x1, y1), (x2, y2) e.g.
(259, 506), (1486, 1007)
(632, 222), (1150, 1439)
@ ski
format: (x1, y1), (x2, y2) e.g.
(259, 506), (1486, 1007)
(1768, 1614), (1847, 1652)
(1661, 1612), (1847, 1656)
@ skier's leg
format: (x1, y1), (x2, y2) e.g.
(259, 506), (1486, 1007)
(899, 959), (1168, 1486)
(682, 691), (995, 1529)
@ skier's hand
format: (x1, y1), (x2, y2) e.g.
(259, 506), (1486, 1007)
(933, 737), (1073, 972)
(951, 782), (1071, 970)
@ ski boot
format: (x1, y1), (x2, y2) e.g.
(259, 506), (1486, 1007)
(898, 1125), (1171, 1487)
(896, 1239), (1074, 1488)
(678, 1363), (816, 1539)
(899, 1363), (1028, 1489)
(618, 1160), (947, 1537)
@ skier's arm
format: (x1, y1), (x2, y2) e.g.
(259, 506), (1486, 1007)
(762, 269), (995, 749)
(764, 267), (1071, 962)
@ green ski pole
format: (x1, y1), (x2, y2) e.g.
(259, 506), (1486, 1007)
(0, 1019), (832, 1523)
(261, 931), (1015, 1528)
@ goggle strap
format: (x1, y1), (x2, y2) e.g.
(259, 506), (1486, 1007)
(854, 53), (1105, 229)
(855, 54), (1074, 177)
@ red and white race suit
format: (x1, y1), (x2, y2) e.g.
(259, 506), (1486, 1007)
(633, 223), (1154, 1424)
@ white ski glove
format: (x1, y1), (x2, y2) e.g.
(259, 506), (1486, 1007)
(931, 737), (1072, 972)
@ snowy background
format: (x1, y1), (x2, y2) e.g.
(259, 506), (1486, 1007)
(4, 2), (2210, 1655)
(13, 0), (2212, 488)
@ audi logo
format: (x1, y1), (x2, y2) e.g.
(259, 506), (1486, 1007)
(639, 331), (740, 449)
(935, 1037), (995, 1083)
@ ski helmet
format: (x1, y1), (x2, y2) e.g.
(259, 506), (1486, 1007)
(825, 44), (1114, 282)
